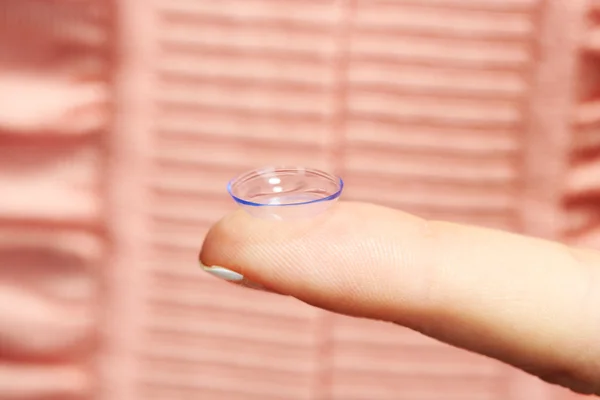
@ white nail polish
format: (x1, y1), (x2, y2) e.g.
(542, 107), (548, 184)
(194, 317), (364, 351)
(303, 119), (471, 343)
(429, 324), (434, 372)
(201, 264), (244, 282)
(199, 263), (275, 293)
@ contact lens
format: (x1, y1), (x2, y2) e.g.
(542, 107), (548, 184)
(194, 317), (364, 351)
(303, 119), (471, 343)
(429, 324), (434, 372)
(227, 166), (344, 220)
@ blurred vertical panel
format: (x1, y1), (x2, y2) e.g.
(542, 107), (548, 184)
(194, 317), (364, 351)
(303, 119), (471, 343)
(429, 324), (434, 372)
(564, 1), (600, 252)
(341, 0), (537, 231)
(0, 0), (110, 399)
(332, 1), (541, 398)
(130, 0), (344, 399)
(554, 10), (600, 400)
(329, 316), (504, 400)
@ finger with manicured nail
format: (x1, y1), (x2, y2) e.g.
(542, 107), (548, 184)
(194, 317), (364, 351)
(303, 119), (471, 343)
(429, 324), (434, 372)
(200, 264), (271, 292)
(200, 201), (600, 396)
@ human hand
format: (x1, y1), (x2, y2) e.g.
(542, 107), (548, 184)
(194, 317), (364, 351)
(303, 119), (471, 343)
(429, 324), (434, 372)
(199, 202), (600, 396)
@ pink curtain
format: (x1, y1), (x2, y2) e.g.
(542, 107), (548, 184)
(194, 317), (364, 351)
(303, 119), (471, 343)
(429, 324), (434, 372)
(1, 0), (598, 399)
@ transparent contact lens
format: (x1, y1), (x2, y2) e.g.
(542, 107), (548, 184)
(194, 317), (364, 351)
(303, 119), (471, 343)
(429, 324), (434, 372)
(227, 166), (344, 220)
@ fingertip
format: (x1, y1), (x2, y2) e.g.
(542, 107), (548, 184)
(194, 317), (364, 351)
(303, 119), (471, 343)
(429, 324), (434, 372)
(198, 209), (254, 268)
(197, 201), (429, 317)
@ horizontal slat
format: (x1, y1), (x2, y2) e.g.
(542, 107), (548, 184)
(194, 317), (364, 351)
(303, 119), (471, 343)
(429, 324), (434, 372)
(158, 0), (340, 25)
(149, 250), (209, 277)
(158, 50), (335, 87)
(141, 337), (316, 374)
(563, 202), (600, 235)
(333, 346), (499, 377)
(0, 227), (102, 262)
(572, 125), (600, 152)
(356, 0), (539, 11)
(354, 4), (534, 38)
(159, 20), (337, 56)
(350, 33), (532, 69)
(140, 364), (313, 400)
(149, 219), (212, 251)
(145, 311), (318, 348)
(0, 144), (100, 222)
(348, 91), (522, 125)
(344, 150), (516, 184)
(141, 385), (273, 400)
(346, 120), (519, 154)
(343, 175), (516, 212)
(157, 100), (329, 121)
(151, 162), (236, 199)
(149, 195), (234, 234)
(157, 81), (334, 116)
(565, 157), (600, 195)
(0, 363), (91, 400)
(0, 77), (108, 137)
(159, 42), (336, 64)
(331, 374), (499, 400)
(152, 137), (332, 171)
(348, 62), (526, 98)
(0, 234), (98, 301)
(584, 27), (600, 52)
(0, 285), (96, 359)
(159, 8), (333, 35)
(148, 301), (311, 333)
(156, 103), (328, 123)
(158, 74), (327, 93)
(575, 101), (600, 125)
(156, 109), (333, 146)
(0, 1), (109, 48)
(345, 196), (516, 217)
(147, 274), (320, 319)
(2, 0), (108, 22)
(145, 328), (314, 358)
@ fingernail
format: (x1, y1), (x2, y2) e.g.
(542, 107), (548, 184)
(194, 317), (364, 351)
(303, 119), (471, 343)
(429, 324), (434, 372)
(200, 263), (271, 292)
(202, 265), (244, 282)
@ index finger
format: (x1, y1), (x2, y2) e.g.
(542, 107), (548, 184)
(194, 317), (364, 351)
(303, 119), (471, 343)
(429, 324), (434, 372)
(200, 201), (600, 395)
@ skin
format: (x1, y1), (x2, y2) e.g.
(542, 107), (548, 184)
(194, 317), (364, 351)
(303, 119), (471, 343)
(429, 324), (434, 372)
(199, 201), (600, 396)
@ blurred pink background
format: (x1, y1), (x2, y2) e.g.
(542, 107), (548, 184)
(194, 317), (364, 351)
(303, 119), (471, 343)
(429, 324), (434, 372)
(1, 0), (599, 399)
